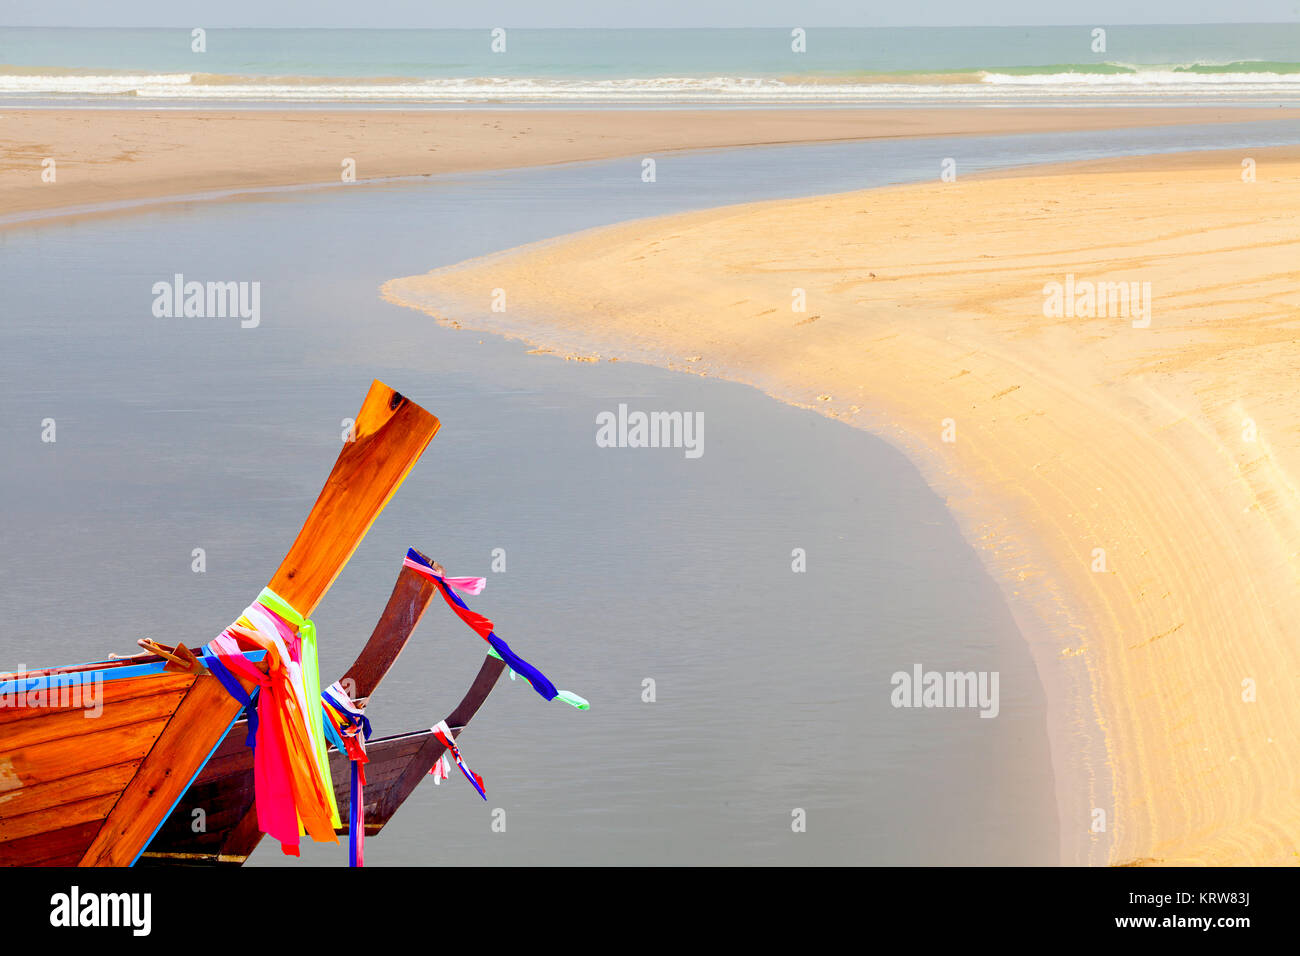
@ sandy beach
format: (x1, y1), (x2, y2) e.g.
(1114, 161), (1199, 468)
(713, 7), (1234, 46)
(384, 144), (1300, 866)
(4, 106), (1300, 221)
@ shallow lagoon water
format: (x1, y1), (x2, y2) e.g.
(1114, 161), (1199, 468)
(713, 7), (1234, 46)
(2, 119), (1297, 864)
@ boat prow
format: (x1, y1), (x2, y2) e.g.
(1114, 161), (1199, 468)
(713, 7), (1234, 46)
(0, 381), (439, 867)
(137, 548), (442, 866)
(332, 652), (506, 841)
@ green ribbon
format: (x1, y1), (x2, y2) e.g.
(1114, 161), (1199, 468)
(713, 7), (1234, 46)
(487, 647), (590, 710)
(554, 691), (591, 711)
(257, 587), (341, 827)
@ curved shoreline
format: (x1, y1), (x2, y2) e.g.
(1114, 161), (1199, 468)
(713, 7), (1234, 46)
(5, 105), (1300, 224)
(383, 279), (1116, 866)
(383, 143), (1300, 865)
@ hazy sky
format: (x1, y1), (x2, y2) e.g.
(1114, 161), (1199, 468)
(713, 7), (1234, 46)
(4, 1), (1298, 28)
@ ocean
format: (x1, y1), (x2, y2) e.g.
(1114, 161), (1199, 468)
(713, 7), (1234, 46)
(2, 24), (1300, 106)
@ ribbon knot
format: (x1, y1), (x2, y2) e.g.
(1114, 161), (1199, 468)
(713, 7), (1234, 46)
(322, 681), (372, 867)
(429, 719), (486, 800)
(203, 589), (339, 857)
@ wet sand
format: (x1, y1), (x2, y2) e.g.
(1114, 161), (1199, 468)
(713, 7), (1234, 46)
(5, 105), (1300, 220)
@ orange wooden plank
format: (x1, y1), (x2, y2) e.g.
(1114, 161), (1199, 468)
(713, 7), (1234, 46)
(0, 672), (195, 727)
(77, 676), (242, 866)
(0, 791), (119, 844)
(0, 716), (169, 793)
(0, 820), (101, 867)
(267, 381), (440, 617)
(0, 761), (138, 820)
(0, 690), (186, 756)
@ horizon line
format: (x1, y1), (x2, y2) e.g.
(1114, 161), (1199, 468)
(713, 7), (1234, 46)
(4, 21), (1299, 30)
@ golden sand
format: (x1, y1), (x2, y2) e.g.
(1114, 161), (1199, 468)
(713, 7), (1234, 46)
(4, 106), (1299, 221)
(385, 145), (1300, 865)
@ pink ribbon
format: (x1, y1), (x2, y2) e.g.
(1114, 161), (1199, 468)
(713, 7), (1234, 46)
(401, 555), (485, 595)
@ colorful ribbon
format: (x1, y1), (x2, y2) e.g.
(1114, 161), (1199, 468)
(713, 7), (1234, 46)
(402, 549), (587, 709)
(430, 719), (486, 800)
(206, 653), (259, 746)
(428, 754), (448, 785)
(486, 648), (590, 710)
(204, 589), (339, 857)
(257, 587), (341, 830)
(321, 681), (371, 867)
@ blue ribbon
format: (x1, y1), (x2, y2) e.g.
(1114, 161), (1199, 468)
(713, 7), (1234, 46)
(203, 647), (258, 748)
(320, 685), (373, 868)
(321, 711), (346, 752)
(349, 760), (363, 867)
(322, 687), (372, 739)
(485, 634), (559, 702)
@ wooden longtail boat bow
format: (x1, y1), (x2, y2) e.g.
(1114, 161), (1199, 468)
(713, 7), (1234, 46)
(0, 381), (438, 867)
(331, 652), (506, 842)
(142, 613), (507, 864)
(139, 550), (442, 865)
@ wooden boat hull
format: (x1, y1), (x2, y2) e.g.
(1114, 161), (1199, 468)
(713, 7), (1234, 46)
(138, 553), (439, 866)
(140, 655), (506, 866)
(0, 381), (438, 867)
(339, 655), (505, 838)
(0, 654), (263, 866)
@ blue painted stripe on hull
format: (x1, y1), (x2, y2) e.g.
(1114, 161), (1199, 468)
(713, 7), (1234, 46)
(0, 650), (267, 699)
(127, 703), (246, 867)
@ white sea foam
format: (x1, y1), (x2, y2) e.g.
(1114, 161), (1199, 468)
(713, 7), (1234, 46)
(3, 70), (1300, 104)
(983, 69), (1300, 87)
